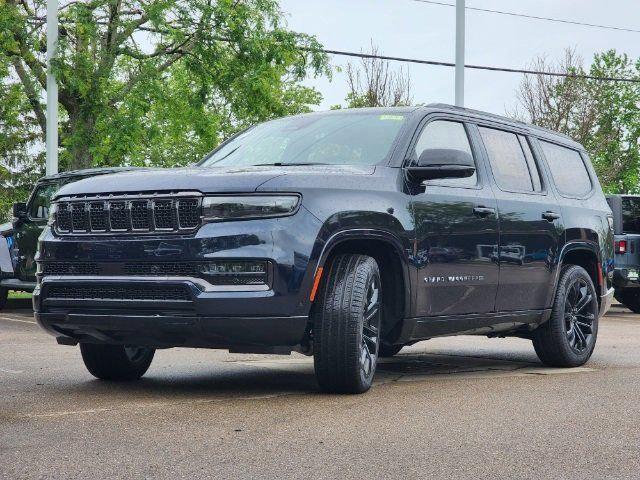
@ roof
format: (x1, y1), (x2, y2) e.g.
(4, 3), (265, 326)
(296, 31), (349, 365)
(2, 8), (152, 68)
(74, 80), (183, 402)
(424, 103), (580, 147)
(37, 167), (143, 183)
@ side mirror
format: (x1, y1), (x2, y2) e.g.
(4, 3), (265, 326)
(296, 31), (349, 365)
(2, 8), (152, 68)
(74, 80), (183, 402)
(12, 202), (27, 219)
(406, 148), (475, 183)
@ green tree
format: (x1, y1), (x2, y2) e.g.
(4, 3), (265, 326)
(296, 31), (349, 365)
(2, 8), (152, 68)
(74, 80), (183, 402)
(513, 49), (640, 193)
(0, 0), (328, 171)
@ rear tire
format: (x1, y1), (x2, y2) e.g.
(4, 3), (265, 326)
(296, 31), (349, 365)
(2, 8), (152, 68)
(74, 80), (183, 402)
(0, 288), (7, 311)
(532, 265), (599, 367)
(614, 289), (640, 313)
(313, 254), (382, 394)
(80, 343), (155, 381)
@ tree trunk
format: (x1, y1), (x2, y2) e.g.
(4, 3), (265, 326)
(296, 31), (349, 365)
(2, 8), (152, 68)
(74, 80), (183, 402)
(67, 110), (96, 171)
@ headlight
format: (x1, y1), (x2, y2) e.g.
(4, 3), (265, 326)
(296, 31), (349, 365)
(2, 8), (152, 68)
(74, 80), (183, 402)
(202, 195), (300, 222)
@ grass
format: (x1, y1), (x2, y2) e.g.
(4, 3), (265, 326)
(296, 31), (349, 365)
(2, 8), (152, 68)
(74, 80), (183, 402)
(8, 291), (32, 300)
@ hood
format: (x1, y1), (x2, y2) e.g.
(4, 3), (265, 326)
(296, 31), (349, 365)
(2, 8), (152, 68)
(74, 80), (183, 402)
(54, 165), (375, 197)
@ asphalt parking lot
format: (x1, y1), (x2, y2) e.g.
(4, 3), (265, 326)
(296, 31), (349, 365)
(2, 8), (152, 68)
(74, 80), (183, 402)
(1, 298), (639, 479)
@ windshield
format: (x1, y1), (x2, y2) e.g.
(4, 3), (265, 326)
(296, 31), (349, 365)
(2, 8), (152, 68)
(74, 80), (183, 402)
(199, 112), (407, 168)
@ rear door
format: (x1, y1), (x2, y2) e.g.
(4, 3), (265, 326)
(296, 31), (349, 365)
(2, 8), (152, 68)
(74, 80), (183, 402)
(409, 117), (500, 316)
(476, 125), (564, 311)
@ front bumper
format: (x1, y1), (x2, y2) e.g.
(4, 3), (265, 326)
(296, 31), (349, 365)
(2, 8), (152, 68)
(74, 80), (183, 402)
(35, 310), (308, 350)
(34, 210), (322, 350)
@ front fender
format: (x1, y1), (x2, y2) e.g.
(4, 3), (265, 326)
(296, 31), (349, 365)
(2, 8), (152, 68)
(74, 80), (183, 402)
(296, 210), (414, 318)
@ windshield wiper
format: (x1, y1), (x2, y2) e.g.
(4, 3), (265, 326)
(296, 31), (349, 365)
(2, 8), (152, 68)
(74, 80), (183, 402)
(253, 162), (331, 166)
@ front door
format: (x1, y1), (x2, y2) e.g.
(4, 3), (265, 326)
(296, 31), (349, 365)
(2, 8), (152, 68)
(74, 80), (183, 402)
(476, 125), (563, 311)
(409, 118), (499, 317)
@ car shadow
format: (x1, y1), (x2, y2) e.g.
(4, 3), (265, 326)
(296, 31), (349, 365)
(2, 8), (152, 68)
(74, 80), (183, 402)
(50, 349), (541, 402)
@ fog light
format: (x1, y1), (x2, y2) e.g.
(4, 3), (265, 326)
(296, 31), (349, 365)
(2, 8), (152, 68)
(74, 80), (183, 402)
(200, 260), (269, 286)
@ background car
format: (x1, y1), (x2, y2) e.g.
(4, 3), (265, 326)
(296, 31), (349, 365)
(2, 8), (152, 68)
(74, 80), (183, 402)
(0, 167), (140, 310)
(606, 194), (640, 312)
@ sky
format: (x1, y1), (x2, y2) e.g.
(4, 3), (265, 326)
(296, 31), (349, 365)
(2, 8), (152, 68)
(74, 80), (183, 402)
(278, 0), (640, 116)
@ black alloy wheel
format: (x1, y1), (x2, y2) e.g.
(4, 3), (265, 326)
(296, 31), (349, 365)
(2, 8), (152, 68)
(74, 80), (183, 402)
(533, 265), (599, 367)
(563, 277), (596, 353)
(360, 274), (381, 379)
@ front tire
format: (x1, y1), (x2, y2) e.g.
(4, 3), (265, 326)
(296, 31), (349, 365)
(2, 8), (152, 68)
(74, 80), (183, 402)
(0, 288), (7, 310)
(533, 265), (599, 367)
(80, 343), (155, 381)
(313, 254), (382, 394)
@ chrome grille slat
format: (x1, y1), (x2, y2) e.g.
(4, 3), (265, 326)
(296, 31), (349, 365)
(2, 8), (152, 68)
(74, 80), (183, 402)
(54, 193), (202, 235)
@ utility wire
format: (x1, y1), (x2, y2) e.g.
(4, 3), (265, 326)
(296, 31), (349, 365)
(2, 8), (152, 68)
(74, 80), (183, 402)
(409, 0), (640, 34)
(318, 48), (640, 83)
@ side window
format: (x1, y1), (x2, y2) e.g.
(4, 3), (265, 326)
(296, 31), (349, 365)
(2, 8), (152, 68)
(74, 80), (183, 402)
(479, 127), (541, 193)
(28, 183), (59, 219)
(540, 141), (592, 197)
(413, 120), (477, 187)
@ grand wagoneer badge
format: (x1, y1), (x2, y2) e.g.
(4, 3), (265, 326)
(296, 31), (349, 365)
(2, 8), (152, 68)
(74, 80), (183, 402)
(425, 275), (486, 284)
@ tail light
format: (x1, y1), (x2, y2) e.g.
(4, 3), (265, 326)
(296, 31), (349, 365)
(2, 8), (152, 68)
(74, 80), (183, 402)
(615, 240), (627, 254)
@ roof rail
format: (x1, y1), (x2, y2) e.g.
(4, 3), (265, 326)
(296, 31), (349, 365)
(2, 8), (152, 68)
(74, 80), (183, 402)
(425, 103), (576, 143)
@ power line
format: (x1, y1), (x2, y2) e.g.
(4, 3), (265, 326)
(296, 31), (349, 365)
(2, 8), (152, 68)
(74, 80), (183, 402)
(409, 0), (640, 34)
(319, 48), (640, 83)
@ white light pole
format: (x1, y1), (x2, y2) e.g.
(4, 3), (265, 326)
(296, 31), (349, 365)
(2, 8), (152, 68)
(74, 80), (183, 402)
(455, 0), (465, 107)
(46, 0), (59, 175)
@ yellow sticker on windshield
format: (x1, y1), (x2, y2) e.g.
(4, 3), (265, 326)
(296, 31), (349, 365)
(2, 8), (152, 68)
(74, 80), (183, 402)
(379, 115), (404, 121)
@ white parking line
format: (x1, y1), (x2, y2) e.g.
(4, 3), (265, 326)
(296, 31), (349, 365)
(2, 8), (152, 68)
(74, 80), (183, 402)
(0, 367), (23, 374)
(0, 315), (36, 324)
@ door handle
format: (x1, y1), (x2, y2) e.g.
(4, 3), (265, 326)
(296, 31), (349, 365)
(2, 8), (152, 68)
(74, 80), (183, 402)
(473, 206), (496, 217)
(542, 211), (560, 222)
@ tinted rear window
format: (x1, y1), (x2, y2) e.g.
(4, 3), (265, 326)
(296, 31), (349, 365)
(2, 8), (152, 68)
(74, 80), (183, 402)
(540, 141), (592, 197)
(622, 197), (640, 233)
(479, 127), (541, 192)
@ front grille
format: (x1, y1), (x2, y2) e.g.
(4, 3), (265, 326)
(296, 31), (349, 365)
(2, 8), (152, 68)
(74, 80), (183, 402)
(89, 202), (108, 231)
(131, 201), (150, 230)
(54, 193), (202, 235)
(154, 200), (174, 230)
(123, 262), (201, 277)
(47, 284), (191, 302)
(43, 262), (101, 276)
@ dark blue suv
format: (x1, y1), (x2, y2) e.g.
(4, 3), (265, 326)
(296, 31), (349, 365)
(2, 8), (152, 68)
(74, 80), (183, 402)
(35, 105), (615, 393)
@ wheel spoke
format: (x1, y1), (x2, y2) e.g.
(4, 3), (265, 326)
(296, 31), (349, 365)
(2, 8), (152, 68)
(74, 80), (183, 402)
(574, 323), (587, 348)
(575, 289), (592, 313)
(360, 342), (372, 375)
(575, 320), (593, 334)
(364, 304), (379, 323)
(568, 282), (579, 307)
(368, 287), (379, 309)
(577, 312), (595, 320)
(567, 325), (577, 348)
(360, 275), (381, 378)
